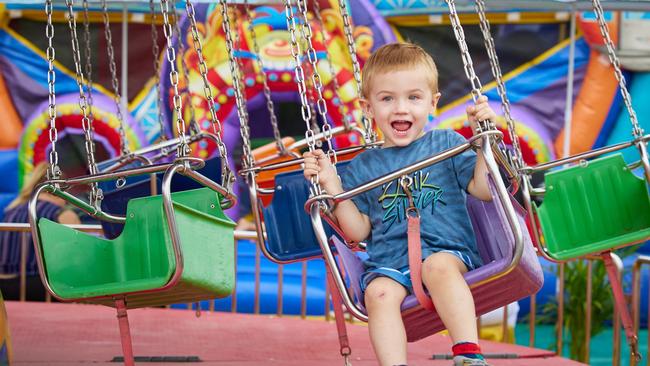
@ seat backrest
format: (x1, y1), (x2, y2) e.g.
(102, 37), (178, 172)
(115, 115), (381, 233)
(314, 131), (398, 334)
(537, 153), (650, 258)
(262, 161), (351, 262)
(100, 157), (222, 239)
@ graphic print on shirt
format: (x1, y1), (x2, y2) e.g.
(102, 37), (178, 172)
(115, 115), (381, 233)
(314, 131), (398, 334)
(378, 170), (445, 233)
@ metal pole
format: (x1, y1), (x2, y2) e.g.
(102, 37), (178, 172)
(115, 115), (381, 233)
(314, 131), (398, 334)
(562, 5), (577, 158)
(121, 4), (128, 117)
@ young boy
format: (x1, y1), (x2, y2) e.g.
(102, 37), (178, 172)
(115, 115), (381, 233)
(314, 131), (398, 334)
(303, 42), (496, 366)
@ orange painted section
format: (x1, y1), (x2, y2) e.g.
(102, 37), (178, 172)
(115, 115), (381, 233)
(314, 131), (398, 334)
(554, 51), (618, 156)
(578, 12), (619, 48)
(0, 71), (23, 149)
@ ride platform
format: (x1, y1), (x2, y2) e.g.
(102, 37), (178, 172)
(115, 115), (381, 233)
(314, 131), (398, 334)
(5, 301), (585, 365)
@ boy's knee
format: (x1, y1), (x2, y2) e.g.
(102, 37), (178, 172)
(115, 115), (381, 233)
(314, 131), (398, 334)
(422, 253), (463, 278)
(364, 278), (406, 307)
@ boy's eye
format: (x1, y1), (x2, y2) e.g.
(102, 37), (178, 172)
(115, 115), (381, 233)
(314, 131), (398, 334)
(381, 96), (393, 102)
(409, 95), (421, 100)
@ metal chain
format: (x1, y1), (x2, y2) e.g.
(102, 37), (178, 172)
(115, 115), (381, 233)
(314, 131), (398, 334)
(150, 0), (168, 141)
(296, 9), (322, 139)
(592, 0), (642, 138)
(172, 1), (200, 136)
(66, 0), (102, 205)
(336, 0), (375, 143)
(231, 6), (252, 137)
(284, 0), (315, 148)
(45, 0), (60, 180)
(161, 0), (190, 157)
(312, 0), (350, 131)
(296, 0), (337, 165)
(185, 0), (234, 188)
(101, 0), (131, 156)
(475, 0), (523, 168)
(244, 0), (287, 156)
(283, 0), (319, 189)
(82, 0), (95, 127)
(218, 0), (252, 173)
(445, 0), (492, 132)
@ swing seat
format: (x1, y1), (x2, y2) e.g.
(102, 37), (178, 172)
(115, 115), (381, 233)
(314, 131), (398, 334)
(534, 153), (650, 260)
(100, 157), (222, 239)
(38, 187), (235, 309)
(262, 164), (349, 262)
(332, 177), (543, 342)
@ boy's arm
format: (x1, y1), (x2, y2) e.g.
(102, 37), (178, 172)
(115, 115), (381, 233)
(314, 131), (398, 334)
(465, 95), (495, 201)
(303, 150), (371, 242)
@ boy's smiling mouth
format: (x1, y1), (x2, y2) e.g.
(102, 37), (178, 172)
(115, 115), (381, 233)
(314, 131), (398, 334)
(391, 120), (412, 136)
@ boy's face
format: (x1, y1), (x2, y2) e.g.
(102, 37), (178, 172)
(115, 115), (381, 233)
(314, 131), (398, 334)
(360, 65), (441, 148)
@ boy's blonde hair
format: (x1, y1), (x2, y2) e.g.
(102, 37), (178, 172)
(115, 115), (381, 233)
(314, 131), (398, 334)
(361, 42), (438, 98)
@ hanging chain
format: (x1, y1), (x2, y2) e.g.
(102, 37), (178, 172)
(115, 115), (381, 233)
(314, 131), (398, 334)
(150, 0), (168, 141)
(284, 0), (315, 150)
(312, 0), (349, 131)
(82, 0), (95, 127)
(161, 0), (190, 157)
(296, 8), (322, 138)
(231, 6), (252, 138)
(475, 0), (523, 169)
(45, 0), (60, 181)
(66, 0), (102, 205)
(101, 0), (131, 156)
(283, 0), (320, 189)
(172, 1), (200, 136)
(244, 0), (287, 156)
(219, 0), (252, 174)
(445, 0), (492, 132)
(185, 0), (234, 189)
(592, 0), (642, 139)
(337, 0), (375, 143)
(296, 0), (337, 165)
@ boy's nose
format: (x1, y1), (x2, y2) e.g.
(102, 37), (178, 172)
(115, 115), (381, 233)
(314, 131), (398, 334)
(395, 99), (408, 113)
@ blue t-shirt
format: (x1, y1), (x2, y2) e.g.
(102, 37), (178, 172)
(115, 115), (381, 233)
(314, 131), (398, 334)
(340, 129), (482, 271)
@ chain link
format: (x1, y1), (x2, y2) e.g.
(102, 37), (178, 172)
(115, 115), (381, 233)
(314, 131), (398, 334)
(172, 1), (200, 136)
(66, 0), (102, 205)
(445, 0), (492, 132)
(592, 0), (643, 138)
(82, 0), (95, 130)
(475, 0), (522, 169)
(231, 6), (253, 139)
(244, 0), (286, 156)
(312, 0), (349, 131)
(185, 0), (234, 189)
(296, 0), (337, 165)
(150, 0), (168, 141)
(101, 0), (131, 156)
(45, 0), (60, 181)
(161, 0), (190, 157)
(217, 0), (251, 175)
(283, 0), (320, 189)
(337, 0), (375, 143)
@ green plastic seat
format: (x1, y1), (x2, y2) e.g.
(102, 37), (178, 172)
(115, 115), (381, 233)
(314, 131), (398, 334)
(535, 154), (650, 260)
(37, 187), (235, 309)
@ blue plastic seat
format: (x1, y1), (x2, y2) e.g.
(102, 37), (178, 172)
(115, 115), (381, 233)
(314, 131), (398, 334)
(262, 161), (350, 262)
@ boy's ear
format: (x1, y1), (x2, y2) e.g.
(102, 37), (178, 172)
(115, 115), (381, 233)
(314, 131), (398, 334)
(431, 92), (442, 109)
(359, 98), (373, 119)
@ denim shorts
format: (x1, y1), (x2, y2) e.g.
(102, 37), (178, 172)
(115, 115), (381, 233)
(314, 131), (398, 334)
(360, 249), (475, 293)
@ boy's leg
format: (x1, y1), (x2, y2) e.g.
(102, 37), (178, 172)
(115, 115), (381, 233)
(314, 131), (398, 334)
(421, 252), (476, 343)
(364, 276), (408, 366)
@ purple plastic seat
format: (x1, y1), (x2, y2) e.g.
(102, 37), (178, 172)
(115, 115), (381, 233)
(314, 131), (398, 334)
(331, 178), (543, 342)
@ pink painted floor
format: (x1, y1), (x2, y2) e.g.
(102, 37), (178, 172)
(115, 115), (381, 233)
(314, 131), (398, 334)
(5, 301), (585, 365)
